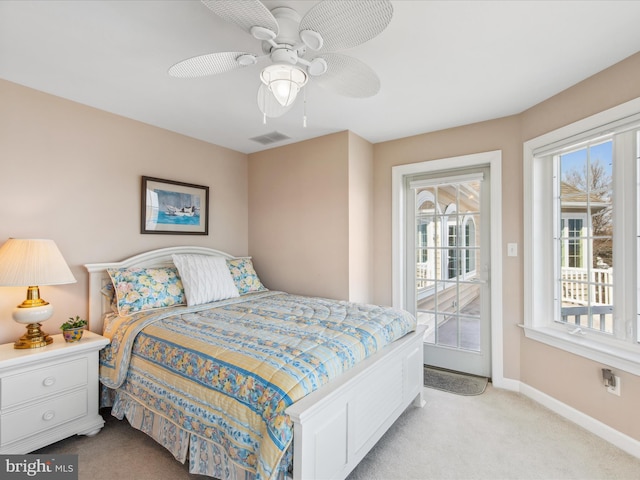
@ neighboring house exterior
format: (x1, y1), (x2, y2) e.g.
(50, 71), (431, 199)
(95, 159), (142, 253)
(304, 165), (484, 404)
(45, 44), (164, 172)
(559, 181), (613, 331)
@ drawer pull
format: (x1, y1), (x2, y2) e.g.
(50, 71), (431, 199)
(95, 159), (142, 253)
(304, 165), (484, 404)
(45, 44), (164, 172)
(43, 377), (56, 387)
(42, 410), (55, 421)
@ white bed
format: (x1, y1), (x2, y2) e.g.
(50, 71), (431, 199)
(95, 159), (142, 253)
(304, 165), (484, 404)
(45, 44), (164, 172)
(85, 246), (425, 480)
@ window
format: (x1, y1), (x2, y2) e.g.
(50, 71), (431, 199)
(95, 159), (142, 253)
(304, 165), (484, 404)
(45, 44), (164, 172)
(447, 223), (460, 279)
(465, 219), (476, 274)
(561, 217), (585, 268)
(524, 98), (640, 375)
(416, 191), (437, 294)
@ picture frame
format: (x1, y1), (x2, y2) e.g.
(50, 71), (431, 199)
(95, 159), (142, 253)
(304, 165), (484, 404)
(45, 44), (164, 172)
(141, 176), (209, 235)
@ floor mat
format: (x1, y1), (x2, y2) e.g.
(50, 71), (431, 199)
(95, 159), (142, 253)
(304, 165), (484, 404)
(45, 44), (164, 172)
(424, 366), (488, 396)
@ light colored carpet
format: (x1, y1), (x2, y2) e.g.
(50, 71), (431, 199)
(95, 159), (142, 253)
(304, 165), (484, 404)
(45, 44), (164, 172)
(423, 366), (488, 396)
(35, 385), (640, 480)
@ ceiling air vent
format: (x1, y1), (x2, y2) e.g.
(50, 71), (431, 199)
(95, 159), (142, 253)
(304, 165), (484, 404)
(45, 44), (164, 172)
(249, 131), (291, 145)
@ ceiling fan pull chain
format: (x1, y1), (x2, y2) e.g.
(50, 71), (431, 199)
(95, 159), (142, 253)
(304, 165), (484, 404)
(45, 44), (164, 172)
(303, 87), (307, 128)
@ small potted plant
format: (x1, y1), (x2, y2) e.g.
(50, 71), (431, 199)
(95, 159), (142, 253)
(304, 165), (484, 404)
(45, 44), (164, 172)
(60, 316), (87, 343)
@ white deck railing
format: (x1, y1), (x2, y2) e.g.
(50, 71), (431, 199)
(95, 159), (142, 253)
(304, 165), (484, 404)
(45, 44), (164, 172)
(561, 267), (612, 305)
(416, 262), (430, 290)
(560, 267), (613, 333)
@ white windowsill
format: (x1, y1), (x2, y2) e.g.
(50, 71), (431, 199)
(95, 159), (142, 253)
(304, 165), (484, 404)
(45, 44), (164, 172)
(520, 325), (640, 377)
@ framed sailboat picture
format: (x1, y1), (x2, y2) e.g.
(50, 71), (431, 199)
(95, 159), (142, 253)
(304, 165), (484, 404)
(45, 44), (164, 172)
(141, 176), (209, 235)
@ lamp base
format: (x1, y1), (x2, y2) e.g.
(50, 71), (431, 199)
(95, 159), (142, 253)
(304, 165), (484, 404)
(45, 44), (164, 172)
(14, 323), (53, 349)
(11, 294), (54, 349)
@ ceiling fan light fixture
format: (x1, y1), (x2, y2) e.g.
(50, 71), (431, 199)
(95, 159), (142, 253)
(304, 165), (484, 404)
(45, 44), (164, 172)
(260, 64), (308, 107)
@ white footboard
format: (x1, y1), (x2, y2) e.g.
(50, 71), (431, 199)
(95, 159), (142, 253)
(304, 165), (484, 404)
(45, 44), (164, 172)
(286, 325), (426, 480)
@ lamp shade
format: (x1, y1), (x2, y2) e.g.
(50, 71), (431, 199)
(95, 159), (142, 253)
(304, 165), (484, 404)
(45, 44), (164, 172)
(0, 239), (76, 287)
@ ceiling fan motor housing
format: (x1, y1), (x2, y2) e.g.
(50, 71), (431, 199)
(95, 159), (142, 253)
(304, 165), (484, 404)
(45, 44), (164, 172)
(271, 47), (298, 65)
(262, 7), (306, 56)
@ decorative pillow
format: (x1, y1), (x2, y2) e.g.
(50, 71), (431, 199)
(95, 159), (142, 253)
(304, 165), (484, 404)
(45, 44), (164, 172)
(107, 267), (185, 316)
(172, 254), (239, 306)
(227, 257), (267, 295)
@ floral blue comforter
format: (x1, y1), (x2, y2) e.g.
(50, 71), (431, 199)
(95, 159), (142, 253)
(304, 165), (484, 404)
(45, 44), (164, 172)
(100, 291), (416, 480)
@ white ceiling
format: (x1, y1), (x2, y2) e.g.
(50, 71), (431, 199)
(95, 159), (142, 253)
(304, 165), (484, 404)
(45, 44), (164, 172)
(2, 1), (640, 154)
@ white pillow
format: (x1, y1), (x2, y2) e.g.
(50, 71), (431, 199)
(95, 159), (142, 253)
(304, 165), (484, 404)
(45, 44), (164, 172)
(171, 254), (239, 306)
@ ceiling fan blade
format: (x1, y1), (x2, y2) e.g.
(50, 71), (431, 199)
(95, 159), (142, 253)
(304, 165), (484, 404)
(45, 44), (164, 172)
(312, 54), (380, 98)
(299, 0), (393, 52)
(200, 0), (278, 38)
(168, 52), (256, 78)
(257, 84), (294, 118)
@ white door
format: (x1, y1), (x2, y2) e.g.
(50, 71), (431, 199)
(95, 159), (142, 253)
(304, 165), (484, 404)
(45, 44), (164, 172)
(406, 167), (491, 377)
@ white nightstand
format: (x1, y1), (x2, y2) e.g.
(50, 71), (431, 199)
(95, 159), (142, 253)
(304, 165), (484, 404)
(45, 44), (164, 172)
(0, 330), (109, 453)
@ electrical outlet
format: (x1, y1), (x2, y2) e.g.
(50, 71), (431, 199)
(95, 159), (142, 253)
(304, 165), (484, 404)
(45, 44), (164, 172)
(607, 376), (621, 396)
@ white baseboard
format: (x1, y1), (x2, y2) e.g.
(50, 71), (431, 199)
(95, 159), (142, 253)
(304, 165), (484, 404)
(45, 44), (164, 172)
(491, 375), (520, 391)
(497, 379), (640, 459)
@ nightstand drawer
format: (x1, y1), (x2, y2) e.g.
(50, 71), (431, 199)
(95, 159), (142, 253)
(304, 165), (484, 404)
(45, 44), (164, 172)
(1, 357), (88, 408)
(1, 388), (87, 447)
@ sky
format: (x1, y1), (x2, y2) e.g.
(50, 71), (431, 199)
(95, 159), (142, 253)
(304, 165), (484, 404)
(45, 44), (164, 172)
(560, 140), (613, 181)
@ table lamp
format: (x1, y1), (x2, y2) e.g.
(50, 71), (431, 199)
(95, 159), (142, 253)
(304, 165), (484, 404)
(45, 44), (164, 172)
(0, 238), (77, 349)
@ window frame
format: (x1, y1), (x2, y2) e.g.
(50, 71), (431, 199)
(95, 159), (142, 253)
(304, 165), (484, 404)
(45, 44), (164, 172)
(523, 97), (640, 376)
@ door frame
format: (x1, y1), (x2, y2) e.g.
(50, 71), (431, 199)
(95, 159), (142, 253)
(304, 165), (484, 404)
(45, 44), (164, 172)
(392, 150), (505, 384)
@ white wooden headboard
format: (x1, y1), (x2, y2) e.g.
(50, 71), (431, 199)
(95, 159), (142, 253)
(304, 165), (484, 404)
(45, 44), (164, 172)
(84, 246), (236, 334)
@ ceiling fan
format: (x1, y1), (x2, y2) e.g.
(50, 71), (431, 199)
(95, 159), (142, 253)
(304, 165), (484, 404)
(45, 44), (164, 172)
(169, 0), (394, 123)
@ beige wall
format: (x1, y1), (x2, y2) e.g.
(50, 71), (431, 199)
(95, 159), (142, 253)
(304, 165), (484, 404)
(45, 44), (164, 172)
(248, 132), (350, 299)
(371, 51), (640, 442)
(373, 116), (523, 380)
(0, 79), (248, 343)
(247, 131), (375, 303)
(518, 52), (640, 441)
(348, 132), (374, 304)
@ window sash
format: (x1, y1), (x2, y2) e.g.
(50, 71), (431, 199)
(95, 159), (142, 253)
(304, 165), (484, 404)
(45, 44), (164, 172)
(553, 136), (616, 336)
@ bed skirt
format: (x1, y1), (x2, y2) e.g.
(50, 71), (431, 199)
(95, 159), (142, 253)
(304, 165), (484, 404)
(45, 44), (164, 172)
(102, 387), (291, 480)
